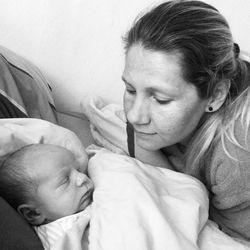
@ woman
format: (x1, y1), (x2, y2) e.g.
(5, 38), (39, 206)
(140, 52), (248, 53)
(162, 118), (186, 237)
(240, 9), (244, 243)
(122, 0), (250, 241)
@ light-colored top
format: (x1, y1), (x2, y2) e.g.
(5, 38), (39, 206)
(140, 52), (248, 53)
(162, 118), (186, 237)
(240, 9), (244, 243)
(204, 120), (250, 240)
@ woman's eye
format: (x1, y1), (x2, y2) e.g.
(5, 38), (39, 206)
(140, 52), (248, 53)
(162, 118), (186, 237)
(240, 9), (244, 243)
(153, 97), (171, 105)
(126, 88), (136, 95)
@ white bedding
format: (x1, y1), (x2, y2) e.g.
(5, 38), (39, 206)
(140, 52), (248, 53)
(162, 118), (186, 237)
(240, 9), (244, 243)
(88, 148), (208, 250)
(88, 148), (249, 250)
(33, 147), (250, 250)
(1, 117), (250, 249)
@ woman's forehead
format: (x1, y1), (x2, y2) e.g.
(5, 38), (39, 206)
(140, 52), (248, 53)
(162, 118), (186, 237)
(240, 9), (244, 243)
(125, 44), (182, 69)
(123, 45), (189, 93)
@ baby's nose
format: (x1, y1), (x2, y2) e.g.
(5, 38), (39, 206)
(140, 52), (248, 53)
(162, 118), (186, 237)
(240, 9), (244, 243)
(76, 172), (90, 187)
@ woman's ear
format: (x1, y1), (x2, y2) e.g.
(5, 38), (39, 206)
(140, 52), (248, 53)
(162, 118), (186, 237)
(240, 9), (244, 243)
(205, 80), (230, 112)
(17, 204), (46, 226)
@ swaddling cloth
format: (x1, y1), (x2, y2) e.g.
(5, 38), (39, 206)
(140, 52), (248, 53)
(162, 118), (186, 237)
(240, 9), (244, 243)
(34, 206), (91, 250)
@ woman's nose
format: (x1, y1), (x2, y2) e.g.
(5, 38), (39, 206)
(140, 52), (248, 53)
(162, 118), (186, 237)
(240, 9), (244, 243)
(126, 97), (150, 125)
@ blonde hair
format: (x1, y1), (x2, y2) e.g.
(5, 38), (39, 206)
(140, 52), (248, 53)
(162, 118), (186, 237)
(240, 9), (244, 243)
(124, 0), (250, 179)
(186, 80), (250, 178)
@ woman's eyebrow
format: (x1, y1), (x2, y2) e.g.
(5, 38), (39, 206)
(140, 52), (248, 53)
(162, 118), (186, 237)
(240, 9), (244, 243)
(121, 77), (134, 87)
(122, 76), (178, 96)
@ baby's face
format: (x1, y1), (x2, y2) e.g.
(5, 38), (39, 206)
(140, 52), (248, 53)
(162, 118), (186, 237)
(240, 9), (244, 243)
(31, 145), (93, 222)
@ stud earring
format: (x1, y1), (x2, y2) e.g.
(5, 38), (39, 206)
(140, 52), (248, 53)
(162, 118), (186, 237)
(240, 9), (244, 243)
(208, 106), (213, 112)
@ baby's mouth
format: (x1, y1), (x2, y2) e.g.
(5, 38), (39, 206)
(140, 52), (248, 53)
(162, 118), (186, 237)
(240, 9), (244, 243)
(80, 188), (93, 206)
(85, 188), (93, 199)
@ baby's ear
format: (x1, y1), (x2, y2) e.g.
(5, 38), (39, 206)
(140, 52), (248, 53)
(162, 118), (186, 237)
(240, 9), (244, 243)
(17, 204), (45, 226)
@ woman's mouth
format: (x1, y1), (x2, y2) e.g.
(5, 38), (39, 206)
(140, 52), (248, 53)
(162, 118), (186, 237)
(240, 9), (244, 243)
(134, 129), (157, 135)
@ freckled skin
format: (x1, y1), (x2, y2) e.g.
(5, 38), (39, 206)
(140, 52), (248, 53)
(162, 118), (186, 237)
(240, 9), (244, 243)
(123, 44), (209, 151)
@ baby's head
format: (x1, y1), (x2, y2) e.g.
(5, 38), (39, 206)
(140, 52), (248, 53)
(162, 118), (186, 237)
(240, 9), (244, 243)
(0, 144), (93, 226)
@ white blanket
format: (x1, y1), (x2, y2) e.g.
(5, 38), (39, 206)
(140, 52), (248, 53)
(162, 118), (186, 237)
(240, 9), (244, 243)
(87, 149), (250, 250)
(88, 148), (208, 250)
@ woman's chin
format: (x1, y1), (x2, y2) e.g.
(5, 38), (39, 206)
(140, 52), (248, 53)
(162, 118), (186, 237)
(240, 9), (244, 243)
(136, 137), (163, 151)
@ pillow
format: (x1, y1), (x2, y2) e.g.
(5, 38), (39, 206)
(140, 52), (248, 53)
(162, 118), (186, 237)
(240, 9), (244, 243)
(0, 118), (86, 163)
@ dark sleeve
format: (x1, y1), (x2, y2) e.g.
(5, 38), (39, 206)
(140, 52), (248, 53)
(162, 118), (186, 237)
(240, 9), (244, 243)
(0, 53), (57, 123)
(0, 93), (27, 118)
(126, 121), (135, 158)
(0, 197), (44, 250)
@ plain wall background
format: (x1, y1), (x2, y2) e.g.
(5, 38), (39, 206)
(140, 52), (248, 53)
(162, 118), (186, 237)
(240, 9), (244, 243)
(0, 0), (249, 111)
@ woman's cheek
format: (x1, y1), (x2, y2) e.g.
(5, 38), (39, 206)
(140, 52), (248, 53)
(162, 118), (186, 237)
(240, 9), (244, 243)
(151, 105), (175, 132)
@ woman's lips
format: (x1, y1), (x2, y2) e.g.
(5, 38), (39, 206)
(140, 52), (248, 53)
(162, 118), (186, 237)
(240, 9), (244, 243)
(134, 129), (157, 135)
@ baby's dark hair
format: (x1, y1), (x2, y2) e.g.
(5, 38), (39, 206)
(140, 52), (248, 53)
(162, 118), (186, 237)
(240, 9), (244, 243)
(0, 145), (37, 209)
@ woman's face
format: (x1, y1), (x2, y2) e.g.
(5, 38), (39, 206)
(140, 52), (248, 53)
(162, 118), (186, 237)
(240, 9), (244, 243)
(122, 44), (209, 151)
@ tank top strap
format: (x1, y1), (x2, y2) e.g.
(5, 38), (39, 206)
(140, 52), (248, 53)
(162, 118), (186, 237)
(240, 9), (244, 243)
(126, 121), (135, 158)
